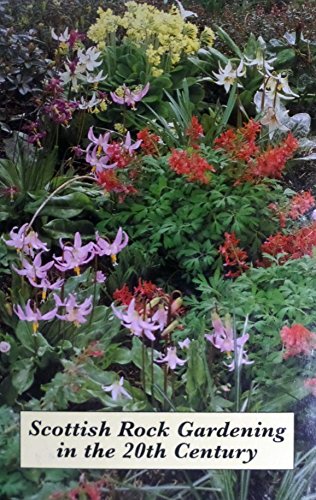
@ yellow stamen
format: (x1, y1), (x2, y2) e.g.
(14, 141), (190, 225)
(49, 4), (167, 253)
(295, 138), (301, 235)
(111, 254), (117, 265)
(32, 321), (39, 334)
(97, 145), (102, 155)
(42, 290), (47, 301)
(74, 266), (81, 276)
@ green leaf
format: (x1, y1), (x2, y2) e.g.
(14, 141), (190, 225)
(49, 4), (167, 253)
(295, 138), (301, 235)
(12, 360), (36, 394)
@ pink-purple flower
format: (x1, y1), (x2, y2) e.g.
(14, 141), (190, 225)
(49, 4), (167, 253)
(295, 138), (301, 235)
(156, 346), (186, 370)
(0, 341), (11, 354)
(14, 300), (57, 334)
(205, 312), (249, 354)
(54, 232), (95, 275)
(95, 227), (128, 265)
(54, 293), (93, 326)
(111, 298), (160, 341)
(4, 224), (48, 257)
(110, 83), (150, 109)
(13, 252), (54, 282)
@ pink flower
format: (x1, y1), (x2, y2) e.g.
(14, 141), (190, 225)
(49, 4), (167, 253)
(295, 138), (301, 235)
(122, 132), (142, 155)
(205, 312), (249, 353)
(304, 378), (316, 396)
(151, 307), (168, 331)
(4, 224), (48, 257)
(87, 127), (111, 153)
(96, 271), (106, 283)
(110, 83), (150, 109)
(156, 346), (186, 370)
(102, 376), (132, 401)
(86, 145), (117, 173)
(54, 294), (93, 326)
(54, 232), (95, 275)
(29, 277), (65, 301)
(95, 227), (128, 265)
(225, 342), (254, 371)
(178, 337), (191, 349)
(13, 252), (54, 282)
(14, 300), (57, 333)
(0, 341), (11, 353)
(111, 298), (160, 341)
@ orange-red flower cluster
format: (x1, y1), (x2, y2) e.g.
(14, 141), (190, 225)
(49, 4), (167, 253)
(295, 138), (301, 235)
(215, 120), (298, 181)
(280, 324), (316, 359)
(247, 134), (299, 180)
(168, 149), (215, 184)
(214, 119), (261, 162)
(185, 116), (204, 148)
(96, 170), (137, 202)
(260, 222), (316, 265)
(288, 191), (315, 220)
(137, 128), (160, 155)
(219, 232), (249, 278)
(113, 279), (164, 305)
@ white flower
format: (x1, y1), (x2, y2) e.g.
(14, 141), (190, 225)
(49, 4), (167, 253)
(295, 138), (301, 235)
(245, 50), (276, 75)
(78, 47), (102, 72)
(51, 27), (70, 43)
(77, 92), (101, 110)
(59, 63), (86, 90)
(175, 0), (198, 19)
(254, 91), (290, 138)
(261, 74), (299, 101)
(86, 70), (106, 84)
(102, 376), (132, 401)
(213, 60), (246, 93)
(156, 347), (186, 370)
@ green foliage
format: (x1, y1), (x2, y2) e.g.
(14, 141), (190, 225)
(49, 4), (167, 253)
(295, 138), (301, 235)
(96, 151), (281, 285)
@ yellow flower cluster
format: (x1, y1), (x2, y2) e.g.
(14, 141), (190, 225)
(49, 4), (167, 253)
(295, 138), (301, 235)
(87, 1), (215, 76)
(88, 7), (119, 48)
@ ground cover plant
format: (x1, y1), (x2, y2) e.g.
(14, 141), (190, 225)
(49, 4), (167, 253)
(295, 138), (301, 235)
(1, 0), (316, 498)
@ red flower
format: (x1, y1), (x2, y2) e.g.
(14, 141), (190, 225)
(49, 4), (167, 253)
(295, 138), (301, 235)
(169, 149), (215, 184)
(219, 232), (249, 278)
(280, 324), (316, 359)
(137, 128), (160, 155)
(304, 378), (316, 396)
(134, 278), (159, 300)
(185, 116), (204, 148)
(96, 171), (137, 202)
(246, 133), (298, 180)
(260, 222), (316, 265)
(113, 284), (133, 305)
(288, 191), (315, 220)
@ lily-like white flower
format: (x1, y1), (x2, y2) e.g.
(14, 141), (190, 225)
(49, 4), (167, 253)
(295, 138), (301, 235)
(77, 47), (102, 72)
(156, 346), (186, 370)
(86, 70), (106, 84)
(77, 92), (101, 111)
(254, 92), (290, 138)
(175, 0), (197, 18)
(59, 62), (86, 91)
(213, 60), (246, 93)
(95, 228), (128, 265)
(102, 376), (132, 401)
(51, 27), (70, 43)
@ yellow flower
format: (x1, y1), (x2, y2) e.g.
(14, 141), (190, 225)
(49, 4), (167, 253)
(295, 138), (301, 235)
(200, 27), (216, 47)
